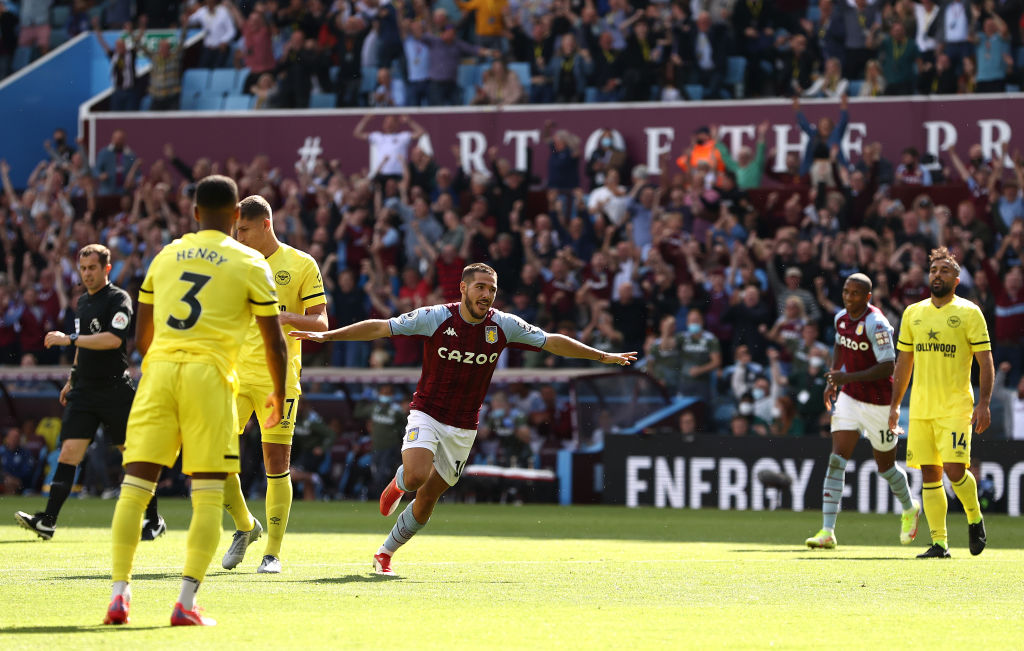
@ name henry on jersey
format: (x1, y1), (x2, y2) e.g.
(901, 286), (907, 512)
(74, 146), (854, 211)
(175, 247), (229, 266)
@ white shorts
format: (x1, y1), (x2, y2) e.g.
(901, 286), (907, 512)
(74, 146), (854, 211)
(831, 392), (897, 452)
(402, 410), (477, 487)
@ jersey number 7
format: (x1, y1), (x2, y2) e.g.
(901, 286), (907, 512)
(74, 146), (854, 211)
(168, 272), (211, 330)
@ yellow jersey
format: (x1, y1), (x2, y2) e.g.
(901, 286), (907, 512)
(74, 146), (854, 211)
(236, 242), (325, 392)
(896, 295), (992, 420)
(138, 230), (279, 377)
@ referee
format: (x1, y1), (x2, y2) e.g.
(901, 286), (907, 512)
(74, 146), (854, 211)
(15, 244), (164, 541)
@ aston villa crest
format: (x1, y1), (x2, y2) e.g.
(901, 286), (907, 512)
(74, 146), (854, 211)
(485, 326), (498, 344)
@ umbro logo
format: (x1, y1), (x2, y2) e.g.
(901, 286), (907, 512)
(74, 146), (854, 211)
(444, 327), (458, 337)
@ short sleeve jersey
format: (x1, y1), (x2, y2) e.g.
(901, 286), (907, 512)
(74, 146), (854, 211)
(74, 282), (133, 380)
(138, 230), (279, 376)
(896, 295), (992, 420)
(833, 304), (895, 405)
(388, 303), (549, 429)
(236, 243), (326, 392)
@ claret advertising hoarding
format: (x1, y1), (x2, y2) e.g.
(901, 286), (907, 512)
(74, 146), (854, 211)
(87, 95), (1024, 179)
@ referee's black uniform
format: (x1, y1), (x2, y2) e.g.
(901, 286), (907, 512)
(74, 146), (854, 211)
(63, 282), (135, 445)
(15, 281), (162, 540)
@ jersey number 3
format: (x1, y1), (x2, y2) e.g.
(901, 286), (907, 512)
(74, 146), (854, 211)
(168, 272), (211, 330)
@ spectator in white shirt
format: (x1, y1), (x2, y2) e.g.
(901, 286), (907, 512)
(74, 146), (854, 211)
(187, 0), (237, 68)
(352, 114), (426, 182)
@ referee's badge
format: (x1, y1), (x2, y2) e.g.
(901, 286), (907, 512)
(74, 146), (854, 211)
(485, 326), (498, 344)
(111, 312), (130, 330)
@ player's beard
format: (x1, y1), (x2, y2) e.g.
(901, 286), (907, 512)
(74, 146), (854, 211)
(464, 296), (490, 320)
(931, 279), (953, 298)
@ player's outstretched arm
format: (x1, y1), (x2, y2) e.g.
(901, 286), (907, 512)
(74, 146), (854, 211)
(542, 333), (637, 366)
(888, 350), (914, 430)
(289, 318), (392, 343)
(257, 314), (289, 429)
(972, 349), (995, 434)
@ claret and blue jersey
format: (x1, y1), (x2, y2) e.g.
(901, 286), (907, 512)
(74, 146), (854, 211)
(388, 303), (549, 429)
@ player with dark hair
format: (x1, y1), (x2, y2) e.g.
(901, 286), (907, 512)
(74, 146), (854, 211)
(219, 195), (328, 575)
(290, 263), (637, 575)
(805, 273), (920, 549)
(890, 247), (994, 558)
(104, 175), (288, 626)
(15, 244), (165, 541)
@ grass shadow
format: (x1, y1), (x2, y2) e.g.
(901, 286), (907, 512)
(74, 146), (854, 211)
(796, 556), (911, 561)
(291, 574), (403, 585)
(730, 549), (813, 554)
(0, 625), (165, 634)
(59, 572), (181, 581)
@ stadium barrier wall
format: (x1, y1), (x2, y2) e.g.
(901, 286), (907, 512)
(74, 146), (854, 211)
(603, 435), (1024, 516)
(85, 95), (1024, 181)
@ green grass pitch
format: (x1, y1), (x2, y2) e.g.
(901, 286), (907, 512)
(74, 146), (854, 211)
(1, 497), (1022, 649)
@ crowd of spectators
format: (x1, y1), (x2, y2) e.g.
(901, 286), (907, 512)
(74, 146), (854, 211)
(7, 1), (1024, 103)
(1, 97), (1023, 466)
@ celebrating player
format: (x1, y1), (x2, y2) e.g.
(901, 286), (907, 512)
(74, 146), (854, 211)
(889, 247), (993, 558)
(104, 176), (288, 626)
(290, 263), (637, 575)
(219, 195), (328, 575)
(805, 274), (920, 549)
(15, 244), (165, 541)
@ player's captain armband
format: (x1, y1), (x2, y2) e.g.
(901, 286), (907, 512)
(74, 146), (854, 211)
(111, 312), (130, 330)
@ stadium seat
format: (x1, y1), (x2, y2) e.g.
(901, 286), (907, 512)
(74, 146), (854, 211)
(684, 84), (704, 100)
(1016, 46), (1024, 68)
(139, 95), (152, 110)
(725, 56), (746, 98)
(12, 46), (33, 71)
(847, 80), (863, 96)
(50, 5), (71, 28)
(194, 94), (223, 111)
(180, 93), (200, 110)
(463, 85), (477, 105)
(209, 68), (241, 95)
(359, 65), (377, 97)
(390, 78), (406, 107)
(224, 94), (255, 110)
(509, 62), (531, 92)
(182, 68), (210, 95)
(49, 31), (68, 50)
(457, 63), (483, 91)
(310, 91), (335, 108)
(584, 86), (598, 103)
(1007, 83), (1022, 93)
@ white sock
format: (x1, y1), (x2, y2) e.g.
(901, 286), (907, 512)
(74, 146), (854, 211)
(377, 545), (391, 557)
(178, 576), (200, 610)
(112, 581), (130, 601)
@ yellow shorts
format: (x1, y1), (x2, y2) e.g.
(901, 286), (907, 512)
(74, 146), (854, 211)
(123, 360), (240, 475)
(906, 417), (972, 469)
(236, 384), (298, 445)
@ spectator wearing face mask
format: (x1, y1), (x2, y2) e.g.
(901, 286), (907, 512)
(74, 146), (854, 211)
(586, 129), (626, 191)
(678, 310), (721, 404)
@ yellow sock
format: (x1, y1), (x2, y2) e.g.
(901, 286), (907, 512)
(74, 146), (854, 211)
(952, 472), (983, 524)
(922, 480), (948, 548)
(264, 472), (293, 558)
(111, 477), (156, 583)
(182, 478), (225, 583)
(222, 473), (256, 532)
